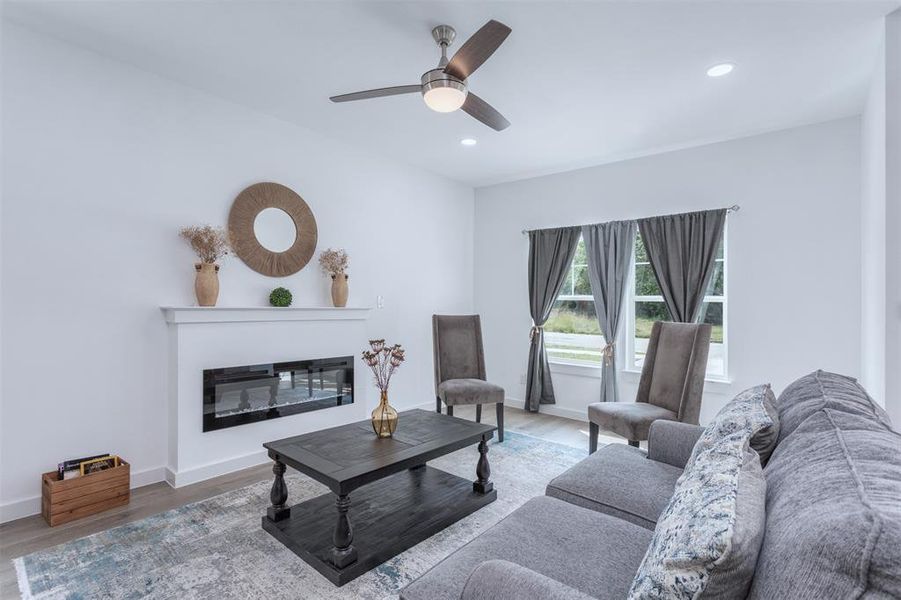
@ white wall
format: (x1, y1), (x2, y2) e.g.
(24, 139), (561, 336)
(475, 118), (862, 424)
(861, 32), (886, 404)
(886, 9), (901, 425)
(0, 23), (474, 520)
(861, 8), (901, 425)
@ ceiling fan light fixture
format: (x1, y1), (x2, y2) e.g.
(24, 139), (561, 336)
(421, 69), (467, 112)
(423, 86), (467, 112)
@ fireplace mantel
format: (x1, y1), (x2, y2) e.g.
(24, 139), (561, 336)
(163, 305), (372, 488)
(161, 306), (372, 325)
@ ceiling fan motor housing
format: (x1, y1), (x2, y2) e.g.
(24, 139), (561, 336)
(421, 69), (466, 92)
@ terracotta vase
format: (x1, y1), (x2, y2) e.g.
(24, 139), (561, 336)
(194, 263), (220, 307)
(371, 390), (398, 438)
(331, 273), (349, 307)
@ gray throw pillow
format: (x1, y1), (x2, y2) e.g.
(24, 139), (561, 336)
(752, 393), (780, 466)
(699, 447), (766, 598)
(628, 384), (773, 600)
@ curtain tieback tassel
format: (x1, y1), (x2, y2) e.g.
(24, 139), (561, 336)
(530, 325), (543, 341)
(602, 342), (615, 366)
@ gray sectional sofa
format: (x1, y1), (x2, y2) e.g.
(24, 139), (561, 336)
(400, 371), (901, 599)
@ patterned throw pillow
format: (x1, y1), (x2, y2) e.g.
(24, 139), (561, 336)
(627, 384), (775, 600)
(688, 384), (780, 467)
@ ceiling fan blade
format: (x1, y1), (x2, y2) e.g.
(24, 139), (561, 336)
(461, 92), (510, 131)
(444, 20), (511, 81)
(330, 85), (421, 103)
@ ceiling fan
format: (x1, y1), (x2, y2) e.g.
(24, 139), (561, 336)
(329, 20), (512, 131)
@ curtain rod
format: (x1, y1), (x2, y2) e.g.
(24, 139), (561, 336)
(520, 205), (740, 235)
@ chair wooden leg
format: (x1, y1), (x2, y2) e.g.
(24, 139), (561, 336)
(447, 405), (454, 417)
(628, 440), (639, 448)
(496, 403), (504, 442)
(436, 396), (442, 414)
(589, 422), (599, 454)
(475, 404), (482, 423)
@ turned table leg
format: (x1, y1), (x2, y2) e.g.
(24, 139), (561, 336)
(267, 459), (290, 521)
(473, 434), (493, 494)
(329, 494), (358, 568)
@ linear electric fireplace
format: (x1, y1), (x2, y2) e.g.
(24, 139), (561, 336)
(203, 356), (354, 432)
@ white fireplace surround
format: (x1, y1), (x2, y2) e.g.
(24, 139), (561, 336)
(163, 306), (373, 487)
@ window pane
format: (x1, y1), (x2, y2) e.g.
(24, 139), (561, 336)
(697, 301), (723, 342)
(635, 234), (648, 263)
(545, 299), (602, 365)
(573, 238), (588, 268)
(560, 266), (574, 297)
(716, 237), (725, 260)
(635, 301), (669, 333)
(698, 301), (725, 375)
(633, 300), (668, 369)
(573, 265), (592, 296)
(546, 299), (600, 335)
(706, 260), (724, 296)
(634, 263), (662, 296)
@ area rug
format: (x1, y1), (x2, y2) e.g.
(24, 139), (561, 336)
(14, 431), (588, 599)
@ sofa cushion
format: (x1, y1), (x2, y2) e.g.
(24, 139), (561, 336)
(460, 560), (595, 600)
(588, 402), (677, 441)
(647, 421), (705, 469)
(776, 370), (892, 442)
(546, 443), (682, 529)
(628, 384), (773, 600)
(748, 409), (901, 599)
(400, 496), (653, 600)
(438, 378), (504, 406)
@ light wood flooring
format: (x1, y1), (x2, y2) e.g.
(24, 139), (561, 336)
(0, 406), (627, 598)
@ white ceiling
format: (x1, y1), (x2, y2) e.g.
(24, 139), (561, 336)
(4, 1), (899, 186)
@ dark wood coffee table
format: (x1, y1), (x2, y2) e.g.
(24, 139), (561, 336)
(261, 409), (497, 586)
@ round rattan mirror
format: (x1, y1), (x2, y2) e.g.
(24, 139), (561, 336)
(228, 182), (318, 277)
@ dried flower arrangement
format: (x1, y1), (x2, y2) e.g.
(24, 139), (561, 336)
(319, 248), (349, 276)
(361, 339), (405, 392)
(180, 225), (230, 264)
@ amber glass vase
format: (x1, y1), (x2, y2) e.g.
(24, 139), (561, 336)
(371, 390), (398, 438)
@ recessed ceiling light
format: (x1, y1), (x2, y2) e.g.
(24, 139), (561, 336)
(706, 63), (735, 77)
(460, 138), (477, 146)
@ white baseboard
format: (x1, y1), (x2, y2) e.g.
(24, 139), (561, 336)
(503, 396), (588, 422)
(0, 465), (168, 524)
(165, 450), (271, 488)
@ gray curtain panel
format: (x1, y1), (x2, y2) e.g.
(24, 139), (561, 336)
(582, 220), (637, 403)
(525, 226), (581, 412)
(637, 208), (727, 323)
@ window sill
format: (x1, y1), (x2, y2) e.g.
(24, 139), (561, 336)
(549, 360), (602, 378)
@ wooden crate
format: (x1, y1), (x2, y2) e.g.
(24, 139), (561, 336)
(41, 460), (130, 526)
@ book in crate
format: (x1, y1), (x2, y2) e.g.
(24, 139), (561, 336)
(42, 459), (130, 526)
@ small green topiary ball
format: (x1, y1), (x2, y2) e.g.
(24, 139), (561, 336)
(269, 287), (292, 307)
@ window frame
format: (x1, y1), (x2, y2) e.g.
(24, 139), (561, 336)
(622, 227), (729, 381)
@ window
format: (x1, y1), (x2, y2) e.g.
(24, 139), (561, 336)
(544, 237), (603, 365)
(625, 233), (727, 378)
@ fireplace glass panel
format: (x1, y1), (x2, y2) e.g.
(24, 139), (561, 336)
(203, 356), (353, 432)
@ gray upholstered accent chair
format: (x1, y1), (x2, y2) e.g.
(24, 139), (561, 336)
(588, 321), (711, 452)
(433, 315), (504, 442)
